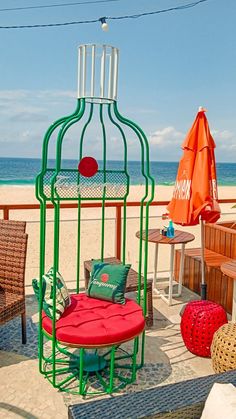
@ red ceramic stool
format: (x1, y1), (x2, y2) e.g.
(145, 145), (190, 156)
(181, 300), (228, 357)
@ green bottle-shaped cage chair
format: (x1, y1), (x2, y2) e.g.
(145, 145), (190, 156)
(35, 44), (155, 396)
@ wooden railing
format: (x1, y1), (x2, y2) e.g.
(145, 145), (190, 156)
(0, 199), (236, 260)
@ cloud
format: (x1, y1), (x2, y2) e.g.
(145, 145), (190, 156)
(149, 126), (183, 147)
(0, 90), (28, 100)
(212, 129), (234, 141)
(9, 111), (47, 123)
(0, 89), (76, 155)
(21, 130), (31, 141)
(149, 125), (236, 159)
(35, 90), (76, 99)
(0, 89), (74, 114)
(212, 129), (236, 153)
(0, 90), (235, 162)
(0, 126), (42, 144)
(0, 89), (75, 101)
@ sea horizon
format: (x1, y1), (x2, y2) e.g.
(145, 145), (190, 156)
(0, 156), (236, 187)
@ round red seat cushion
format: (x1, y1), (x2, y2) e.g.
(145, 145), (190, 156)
(181, 300), (228, 357)
(42, 293), (145, 347)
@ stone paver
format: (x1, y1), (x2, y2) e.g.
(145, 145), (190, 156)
(0, 352), (67, 419)
(0, 284), (215, 416)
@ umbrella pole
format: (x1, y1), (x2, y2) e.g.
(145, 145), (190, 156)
(200, 219), (207, 300)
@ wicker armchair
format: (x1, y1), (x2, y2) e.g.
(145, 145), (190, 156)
(0, 221), (28, 344)
(0, 219), (26, 233)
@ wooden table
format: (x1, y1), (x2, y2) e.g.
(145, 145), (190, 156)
(221, 260), (236, 322)
(136, 229), (195, 305)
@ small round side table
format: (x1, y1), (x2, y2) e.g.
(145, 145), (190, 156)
(136, 229), (195, 305)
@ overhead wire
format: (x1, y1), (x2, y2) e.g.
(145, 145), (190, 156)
(109, 0), (210, 20)
(0, 0), (212, 29)
(0, 0), (122, 13)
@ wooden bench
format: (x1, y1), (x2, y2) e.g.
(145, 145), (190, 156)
(174, 221), (236, 313)
(84, 257), (153, 327)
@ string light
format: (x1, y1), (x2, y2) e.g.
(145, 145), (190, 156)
(0, 0), (211, 30)
(100, 17), (109, 31)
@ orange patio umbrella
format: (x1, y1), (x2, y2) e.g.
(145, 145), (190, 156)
(167, 107), (221, 299)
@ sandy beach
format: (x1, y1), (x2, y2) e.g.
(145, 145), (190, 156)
(0, 185), (236, 295)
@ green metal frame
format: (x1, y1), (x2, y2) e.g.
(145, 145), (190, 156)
(36, 97), (155, 395)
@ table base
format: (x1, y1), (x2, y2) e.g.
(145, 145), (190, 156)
(154, 243), (185, 306)
(153, 280), (182, 305)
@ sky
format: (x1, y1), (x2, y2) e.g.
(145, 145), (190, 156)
(0, 0), (235, 162)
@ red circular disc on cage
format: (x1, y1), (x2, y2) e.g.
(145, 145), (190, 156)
(78, 157), (98, 177)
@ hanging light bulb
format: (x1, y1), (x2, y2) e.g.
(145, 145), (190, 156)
(99, 17), (109, 32)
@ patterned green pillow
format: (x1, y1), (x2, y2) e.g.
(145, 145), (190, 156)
(32, 267), (71, 320)
(87, 261), (131, 304)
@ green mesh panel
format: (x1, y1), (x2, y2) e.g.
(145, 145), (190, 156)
(41, 169), (128, 200)
(41, 169), (55, 199)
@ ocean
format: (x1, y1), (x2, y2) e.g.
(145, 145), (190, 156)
(0, 157), (235, 186)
